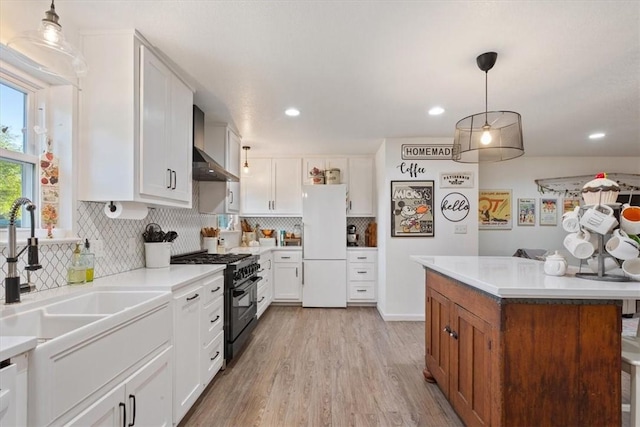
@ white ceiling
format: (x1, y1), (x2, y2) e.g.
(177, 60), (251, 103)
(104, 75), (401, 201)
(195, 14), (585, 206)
(1, 1), (639, 158)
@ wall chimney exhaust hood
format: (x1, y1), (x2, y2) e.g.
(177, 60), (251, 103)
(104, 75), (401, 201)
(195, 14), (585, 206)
(192, 105), (239, 182)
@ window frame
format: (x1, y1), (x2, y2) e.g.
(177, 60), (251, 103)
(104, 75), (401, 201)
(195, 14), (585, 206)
(1, 63), (48, 230)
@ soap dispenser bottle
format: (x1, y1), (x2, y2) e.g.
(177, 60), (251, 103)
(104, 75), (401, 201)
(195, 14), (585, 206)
(67, 242), (86, 285)
(81, 239), (95, 282)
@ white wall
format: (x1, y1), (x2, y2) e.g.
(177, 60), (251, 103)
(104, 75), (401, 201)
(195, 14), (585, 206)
(479, 157), (640, 263)
(376, 138), (479, 321)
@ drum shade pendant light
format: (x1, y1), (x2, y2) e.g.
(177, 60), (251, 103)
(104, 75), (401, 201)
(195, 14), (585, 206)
(242, 146), (251, 174)
(7, 0), (88, 78)
(452, 52), (524, 163)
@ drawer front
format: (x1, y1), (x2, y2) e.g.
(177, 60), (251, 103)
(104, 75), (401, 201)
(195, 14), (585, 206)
(202, 296), (224, 346)
(201, 273), (224, 307)
(348, 251), (376, 263)
(273, 251), (302, 263)
(349, 264), (375, 281)
(202, 331), (224, 386)
(349, 284), (376, 300)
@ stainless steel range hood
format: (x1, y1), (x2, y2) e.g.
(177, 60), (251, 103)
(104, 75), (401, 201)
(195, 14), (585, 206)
(192, 105), (239, 182)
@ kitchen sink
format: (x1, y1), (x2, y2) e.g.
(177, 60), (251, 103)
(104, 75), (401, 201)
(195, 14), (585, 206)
(0, 309), (106, 341)
(43, 290), (168, 315)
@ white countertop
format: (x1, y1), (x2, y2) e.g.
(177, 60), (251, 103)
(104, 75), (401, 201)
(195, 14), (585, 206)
(231, 246), (301, 255)
(411, 256), (640, 299)
(0, 336), (38, 361)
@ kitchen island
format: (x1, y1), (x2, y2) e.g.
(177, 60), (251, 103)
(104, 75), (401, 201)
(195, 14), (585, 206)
(411, 256), (640, 427)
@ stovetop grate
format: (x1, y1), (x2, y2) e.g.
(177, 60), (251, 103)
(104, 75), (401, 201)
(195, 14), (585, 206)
(170, 252), (252, 265)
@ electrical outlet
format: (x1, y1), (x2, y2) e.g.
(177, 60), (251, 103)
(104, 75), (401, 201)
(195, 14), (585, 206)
(91, 239), (105, 258)
(127, 237), (137, 256)
(454, 224), (467, 234)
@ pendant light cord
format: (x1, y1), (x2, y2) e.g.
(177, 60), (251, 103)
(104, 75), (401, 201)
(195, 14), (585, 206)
(484, 70), (489, 126)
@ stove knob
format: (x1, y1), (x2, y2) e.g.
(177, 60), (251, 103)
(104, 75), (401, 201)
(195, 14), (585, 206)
(234, 271), (241, 281)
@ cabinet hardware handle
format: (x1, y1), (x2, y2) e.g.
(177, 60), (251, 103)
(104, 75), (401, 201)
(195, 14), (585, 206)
(171, 170), (177, 189)
(356, 289), (366, 292)
(211, 286), (221, 293)
(450, 330), (458, 340)
(268, 259), (272, 269)
(259, 296), (265, 303)
(357, 257), (367, 259)
(128, 394), (136, 426)
(211, 315), (220, 323)
(349, 201), (352, 210)
(443, 325), (452, 334)
(119, 402), (126, 427)
(166, 169), (172, 189)
(186, 293), (199, 301)
(295, 267), (298, 277)
(272, 200), (275, 210)
(229, 190), (234, 204)
(211, 351), (220, 361)
(281, 256), (291, 259)
(357, 271), (367, 274)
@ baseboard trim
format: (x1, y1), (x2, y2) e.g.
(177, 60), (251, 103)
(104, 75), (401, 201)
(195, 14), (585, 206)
(376, 306), (425, 321)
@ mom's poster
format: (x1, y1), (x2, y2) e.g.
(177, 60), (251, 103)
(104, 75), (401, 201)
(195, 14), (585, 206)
(391, 181), (434, 237)
(478, 189), (512, 229)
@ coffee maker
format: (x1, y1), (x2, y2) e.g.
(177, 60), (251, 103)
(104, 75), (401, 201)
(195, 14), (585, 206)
(347, 225), (358, 246)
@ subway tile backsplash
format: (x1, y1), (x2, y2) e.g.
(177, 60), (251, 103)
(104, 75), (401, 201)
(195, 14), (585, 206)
(1, 183), (375, 299)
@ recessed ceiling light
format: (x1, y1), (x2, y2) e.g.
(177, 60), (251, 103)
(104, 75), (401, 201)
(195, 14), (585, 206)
(588, 132), (606, 140)
(285, 108), (300, 117)
(428, 106), (445, 116)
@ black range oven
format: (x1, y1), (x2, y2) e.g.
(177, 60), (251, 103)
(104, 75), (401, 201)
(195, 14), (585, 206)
(170, 251), (261, 362)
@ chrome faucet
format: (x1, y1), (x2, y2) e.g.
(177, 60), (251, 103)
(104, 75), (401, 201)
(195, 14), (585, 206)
(5, 197), (42, 304)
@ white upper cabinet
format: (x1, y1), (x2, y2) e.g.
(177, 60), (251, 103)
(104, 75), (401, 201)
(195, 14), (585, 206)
(199, 124), (241, 214)
(78, 30), (193, 208)
(241, 158), (302, 215)
(347, 157), (375, 216)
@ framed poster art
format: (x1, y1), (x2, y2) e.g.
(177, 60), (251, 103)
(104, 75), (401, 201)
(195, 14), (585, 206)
(563, 197), (581, 215)
(540, 198), (558, 226)
(391, 181), (434, 237)
(517, 198), (536, 226)
(479, 190), (512, 229)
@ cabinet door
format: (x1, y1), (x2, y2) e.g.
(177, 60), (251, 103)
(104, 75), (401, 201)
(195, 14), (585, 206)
(140, 45), (172, 200)
(125, 347), (172, 427)
(241, 158), (272, 214)
(167, 75), (193, 204)
(227, 129), (241, 177)
(227, 181), (241, 213)
(273, 263), (301, 301)
(272, 158), (302, 214)
(450, 303), (492, 427)
(347, 157), (374, 216)
(65, 382), (124, 427)
(173, 286), (203, 424)
(425, 288), (451, 396)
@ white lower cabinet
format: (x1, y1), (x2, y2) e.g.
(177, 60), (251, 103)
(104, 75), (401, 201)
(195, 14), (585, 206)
(257, 252), (273, 317)
(173, 282), (204, 425)
(65, 346), (172, 427)
(273, 251), (302, 302)
(347, 250), (377, 302)
(201, 273), (225, 386)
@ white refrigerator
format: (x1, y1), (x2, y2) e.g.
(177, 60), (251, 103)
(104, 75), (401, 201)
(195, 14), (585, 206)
(302, 184), (347, 307)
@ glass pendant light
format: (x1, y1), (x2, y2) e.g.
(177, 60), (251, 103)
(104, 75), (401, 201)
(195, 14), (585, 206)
(7, 0), (88, 78)
(242, 146), (251, 174)
(452, 52), (524, 163)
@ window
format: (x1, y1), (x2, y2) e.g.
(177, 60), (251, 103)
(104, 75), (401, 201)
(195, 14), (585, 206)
(0, 73), (40, 229)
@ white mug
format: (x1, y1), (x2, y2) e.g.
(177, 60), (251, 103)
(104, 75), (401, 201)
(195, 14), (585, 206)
(605, 229), (640, 260)
(587, 256), (619, 273)
(203, 237), (218, 254)
(563, 230), (595, 259)
(562, 206), (581, 233)
(579, 204), (618, 235)
(621, 257), (640, 281)
(620, 204), (640, 236)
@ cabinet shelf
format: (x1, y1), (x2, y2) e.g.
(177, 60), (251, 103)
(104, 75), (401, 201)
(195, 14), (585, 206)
(535, 173), (640, 197)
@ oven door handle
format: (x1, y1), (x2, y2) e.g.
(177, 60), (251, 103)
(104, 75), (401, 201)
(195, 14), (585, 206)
(233, 289), (247, 298)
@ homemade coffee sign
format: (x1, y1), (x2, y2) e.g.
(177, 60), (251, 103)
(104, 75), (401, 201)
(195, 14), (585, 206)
(401, 144), (453, 160)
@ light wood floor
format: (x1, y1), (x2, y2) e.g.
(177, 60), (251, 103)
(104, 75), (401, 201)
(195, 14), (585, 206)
(180, 306), (464, 427)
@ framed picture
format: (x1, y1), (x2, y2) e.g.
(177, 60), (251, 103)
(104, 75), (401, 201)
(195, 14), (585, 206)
(479, 189), (512, 229)
(563, 197), (581, 215)
(391, 181), (434, 237)
(540, 198), (558, 225)
(517, 198), (536, 226)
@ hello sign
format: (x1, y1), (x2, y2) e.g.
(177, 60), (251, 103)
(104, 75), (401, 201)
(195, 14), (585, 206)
(440, 192), (470, 222)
